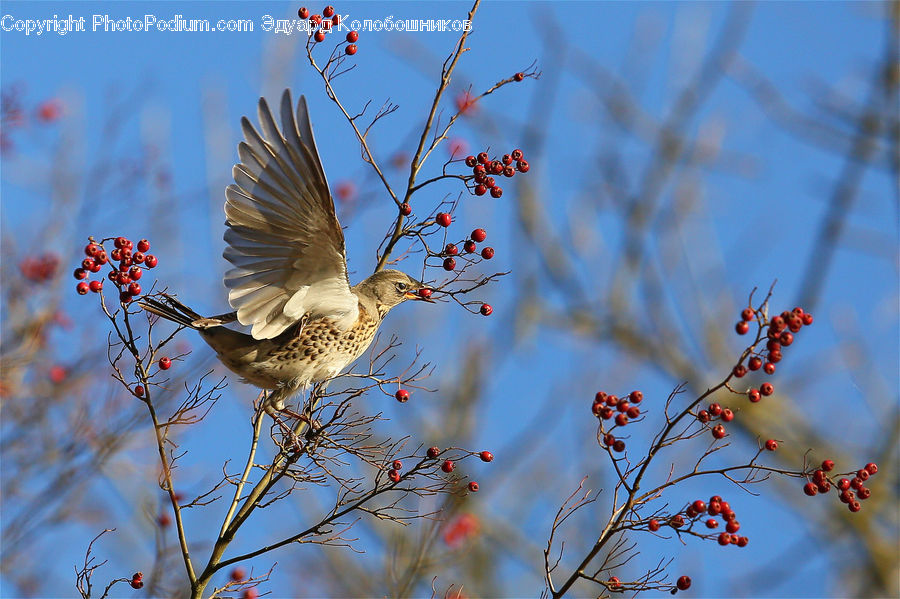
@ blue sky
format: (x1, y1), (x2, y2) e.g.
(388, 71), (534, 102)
(2, 2), (896, 597)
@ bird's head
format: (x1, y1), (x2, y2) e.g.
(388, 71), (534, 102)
(358, 269), (434, 315)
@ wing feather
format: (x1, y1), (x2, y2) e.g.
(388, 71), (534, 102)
(223, 90), (358, 340)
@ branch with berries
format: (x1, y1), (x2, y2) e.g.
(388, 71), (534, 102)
(543, 287), (880, 598)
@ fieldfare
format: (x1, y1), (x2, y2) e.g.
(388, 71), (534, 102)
(140, 89), (431, 413)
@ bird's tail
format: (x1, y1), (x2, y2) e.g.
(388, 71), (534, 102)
(139, 294), (238, 330)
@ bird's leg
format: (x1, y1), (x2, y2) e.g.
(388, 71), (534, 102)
(259, 389), (304, 453)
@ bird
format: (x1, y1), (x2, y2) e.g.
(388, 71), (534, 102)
(140, 89), (432, 415)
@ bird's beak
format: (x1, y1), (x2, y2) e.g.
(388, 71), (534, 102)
(406, 289), (435, 303)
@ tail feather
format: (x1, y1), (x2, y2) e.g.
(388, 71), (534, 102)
(138, 294), (204, 329)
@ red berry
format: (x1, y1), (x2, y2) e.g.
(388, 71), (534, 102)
(436, 212), (452, 227)
(741, 307), (754, 321)
(159, 357), (172, 370)
(242, 588), (259, 599)
(76, 281), (89, 295)
(865, 462), (878, 475)
(780, 331), (794, 346)
(803, 482), (818, 496)
(697, 410), (710, 423)
(516, 159), (529, 173)
(468, 481), (479, 492)
(760, 382), (774, 396)
(463, 240), (477, 253)
(712, 424), (726, 439)
(614, 413), (628, 427)
(477, 152), (489, 164)
(96, 251), (108, 265)
(669, 514), (684, 528)
(748, 388), (761, 403)
(801, 313), (813, 325)
(765, 439), (778, 451)
(314, 30), (326, 42)
(708, 403), (722, 417)
(345, 43), (357, 55)
(441, 459), (454, 473)
(735, 321), (749, 335)
(514, 72), (524, 82)
(129, 266), (142, 280)
(626, 406), (640, 419)
(309, 14), (322, 25)
(612, 440), (626, 452)
(74, 268), (88, 280)
(479, 450), (493, 462)
(480, 247), (494, 260)
(474, 184), (487, 196)
(89, 280), (103, 293)
(821, 459), (834, 471)
(418, 288), (433, 299)
(471, 228), (487, 243)
(323, 5), (334, 17)
(503, 166), (516, 177)
(85, 243), (101, 257)
(479, 303), (493, 316)
(857, 487), (871, 500)
(851, 477), (863, 490)
(763, 362), (776, 375)
(144, 255), (158, 268)
(427, 446), (440, 459)
(114, 236), (128, 249)
(692, 499), (706, 513)
(677, 576), (692, 591)
(442, 257), (456, 271)
(444, 243), (459, 256)
(346, 30), (358, 43)
(464, 155), (477, 167)
(848, 501), (861, 512)
(732, 365), (747, 378)
(132, 252), (144, 264)
(748, 357), (762, 371)
(298, 7), (310, 18)
(648, 519), (660, 531)
(137, 239), (150, 252)
(388, 469), (401, 483)
(395, 389), (410, 403)
(608, 576), (621, 589)
(726, 520), (741, 533)
(706, 518), (718, 529)
(490, 186), (503, 198)
(128, 282), (142, 296)
(130, 579), (144, 589)
(511, 149), (523, 161)
(134, 385), (145, 397)
(838, 478), (850, 491)
(856, 469), (869, 481)
(399, 202), (412, 216)
(230, 567), (247, 581)
(717, 532), (730, 546)
(599, 406), (614, 420)
(721, 408), (734, 422)
(490, 161), (503, 174)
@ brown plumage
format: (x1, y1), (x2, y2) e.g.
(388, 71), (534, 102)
(139, 90), (431, 411)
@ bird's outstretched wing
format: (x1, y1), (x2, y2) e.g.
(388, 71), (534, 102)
(223, 90), (359, 340)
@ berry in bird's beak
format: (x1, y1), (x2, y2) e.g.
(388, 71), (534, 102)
(406, 288), (435, 302)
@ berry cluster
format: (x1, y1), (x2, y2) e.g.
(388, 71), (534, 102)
(705, 305), (814, 439)
(591, 390), (644, 452)
(20, 253), (59, 283)
(129, 571), (143, 590)
(464, 149), (530, 198)
(423, 446), (493, 493)
(299, 5), (359, 55)
(73, 236), (158, 302)
(802, 459), (879, 513)
(430, 220), (495, 316)
(649, 495), (749, 548)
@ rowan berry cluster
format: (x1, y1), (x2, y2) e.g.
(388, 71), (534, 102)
(802, 459), (879, 513)
(129, 571), (143, 589)
(73, 236), (158, 303)
(429, 218), (495, 316)
(299, 5), (359, 55)
(591, 390), (644, 452)
(702, 304), (814, 440)
(464, 149), (530, 198)
(20, 253), (59, 283)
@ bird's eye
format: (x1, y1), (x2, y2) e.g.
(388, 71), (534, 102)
(396, 282), (408, 292)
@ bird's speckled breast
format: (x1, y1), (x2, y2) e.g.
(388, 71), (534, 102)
(264, 302), (381, 387)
